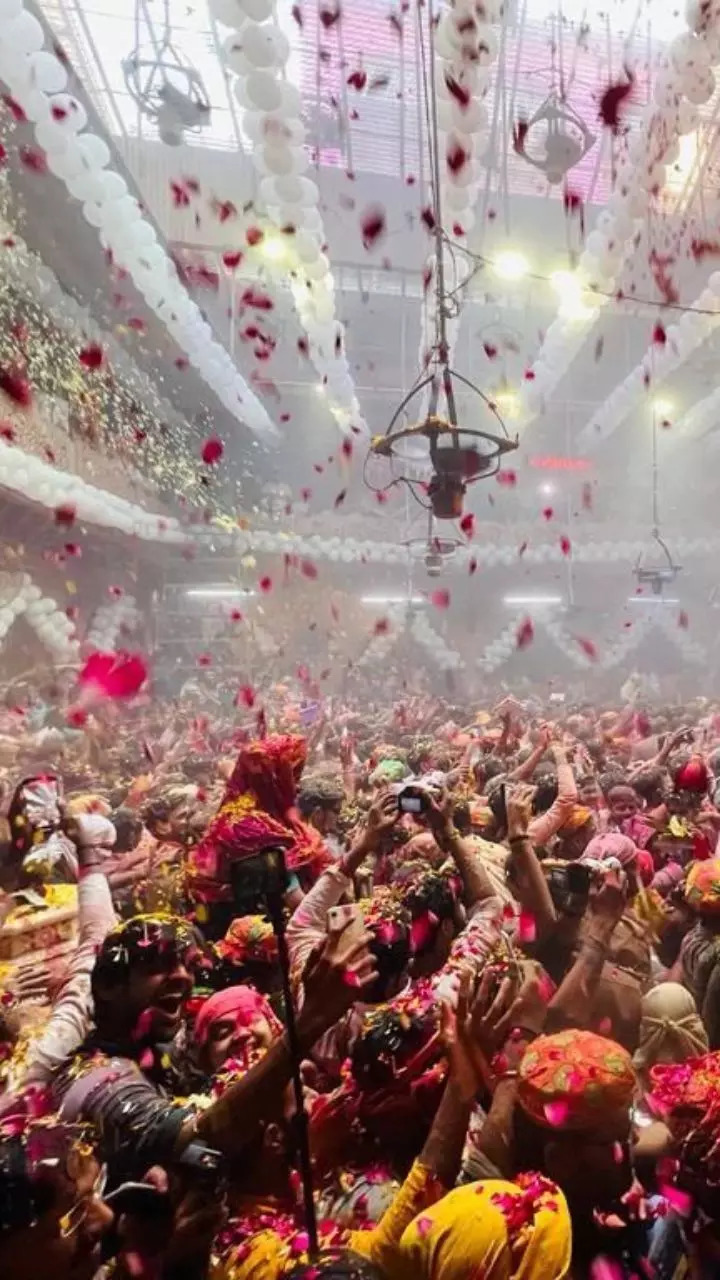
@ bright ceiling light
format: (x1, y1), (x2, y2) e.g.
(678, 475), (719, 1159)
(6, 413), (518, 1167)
(626, 596), (680, 605)
(361, 594), (424, 605)
(550, 269), (582, 301)
(503, 594), (563, 606)
(652, 397), (673, 416)
(495, 389), (518, 416)
(539, 482), (555, 496)
(493, 251), (529, 281)
(261, 236), (286, 261)
(185, 587), (255, 598)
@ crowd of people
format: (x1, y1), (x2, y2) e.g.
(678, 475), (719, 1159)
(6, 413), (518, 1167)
(2, 683), (720, 1278)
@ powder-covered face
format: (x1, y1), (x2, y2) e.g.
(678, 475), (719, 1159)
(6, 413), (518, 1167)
(606, 785), (638, 824)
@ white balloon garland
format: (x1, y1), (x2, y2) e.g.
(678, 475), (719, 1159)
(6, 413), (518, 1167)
(416, 0), (498, 398)
(0, 437), (189, 542)
(212, 0), (367, 435)
(522, 3), (720, 421)
(578, 270), (720, 448)
(226, 525), (720, 570)
(409, 608), (464, 672)
(85, 595), (140, 652)
(0, 3), (277, 439)
(476, 615), (524, 674)
(0, 573), (79, 661)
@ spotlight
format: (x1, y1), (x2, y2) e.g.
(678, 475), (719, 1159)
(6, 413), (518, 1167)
(494, 251), (529, 281)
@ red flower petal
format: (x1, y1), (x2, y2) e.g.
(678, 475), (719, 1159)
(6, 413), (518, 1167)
(373, 617), (390, 635)
(542, 506), (554, 521)
(560, 535), (571, 556)
(300, 559), (318, 579)
(2, 94), (26, 122)
(201, 437), (224, 465)
(446, 141), (468, 176)
(430, 589), (450, 609)
(334, 489), (347, 508)
(259, 576), (273, 593)
(197, 653), (212, 667)
(246, 226), (264, 247)
(360, 204), (386, 250)
(54, 503), (76, 527)
(468, 557), (478, 574)
(496, 469), (517, 487)
(652, 323), (667, 346)
(78, 650), (148, 700)
(678, 610), (689, 629)
(222, 250), (243, 270)
(459, 512), (475, 537)
(576, 636), (598, 660)
(19, 146), (47, 174)
(0, 367), (32, 408)
(235, 684), (255, 708)
(347, 68), (367, 91)
(78, 343), (104, 370)
(516, 617), (534, 649)
(598, 74), (634, 133)
(319, 0), (341, 27)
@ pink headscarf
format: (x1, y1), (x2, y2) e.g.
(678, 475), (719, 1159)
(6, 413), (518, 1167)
(583, 832), (638, 869)
(194, 985), (281, 1048)
(583, 832), (653, 885)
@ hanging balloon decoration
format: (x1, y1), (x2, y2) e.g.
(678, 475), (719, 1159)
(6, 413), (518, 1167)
(522, 0), (720, 423)
(0, 1), (277, 440)
(212, 0), (367, 435)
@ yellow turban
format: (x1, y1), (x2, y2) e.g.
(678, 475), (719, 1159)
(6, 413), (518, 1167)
(395, 1176), (571, 1280)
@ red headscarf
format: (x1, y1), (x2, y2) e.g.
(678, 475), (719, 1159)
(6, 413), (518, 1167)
(194, 985), (282, 1048)
(187, 734), (330, 904)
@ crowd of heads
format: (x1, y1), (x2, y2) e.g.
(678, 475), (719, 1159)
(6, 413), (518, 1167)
(0, 685), (720, 1276)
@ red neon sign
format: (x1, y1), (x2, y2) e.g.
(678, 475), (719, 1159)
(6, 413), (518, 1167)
(528, 455), (591, 472)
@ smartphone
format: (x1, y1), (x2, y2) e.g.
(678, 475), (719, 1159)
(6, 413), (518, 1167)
(328, 903), (366, 947)
(397, 784), (428, 815)
(565, 862), (592, 896)
(104, 1182), (171, 1219)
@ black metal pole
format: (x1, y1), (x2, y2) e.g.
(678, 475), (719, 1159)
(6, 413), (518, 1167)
(255, 849), (320, 1260)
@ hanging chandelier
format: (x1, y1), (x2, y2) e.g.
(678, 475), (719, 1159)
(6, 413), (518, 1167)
(633, 409), (682, 596)
(515, 92), (595, 186)
(123, 0), (212, 146)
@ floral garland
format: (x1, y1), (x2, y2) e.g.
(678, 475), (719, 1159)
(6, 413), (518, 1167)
(0, 4), (276, 437)
(523, 11), (720, 421)
(212, 0), (366, 435)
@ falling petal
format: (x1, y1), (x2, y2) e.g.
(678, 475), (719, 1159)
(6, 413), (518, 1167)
(78, 343), (104, 370)
(544, 1100), (569, 1127)
(430, 589), (451, 609)
(360, 204), (387, 250)
(516, 617), (534, 649)
(201, 438), (224, 465)
(78, 651), (148, 701)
